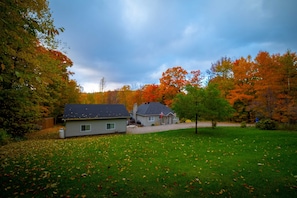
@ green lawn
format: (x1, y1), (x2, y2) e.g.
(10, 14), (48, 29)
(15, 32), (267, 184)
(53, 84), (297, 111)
(1, 126), (297, 197)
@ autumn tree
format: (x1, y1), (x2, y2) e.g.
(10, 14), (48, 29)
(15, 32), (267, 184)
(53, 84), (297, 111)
(117, 85), (133, 111)
(243, 51), (297, 124)
(276, 51), (297, 123)
(228, 56), (257, 122)
(252, 51), (281, 120)
(94, 92), (104, 104)
(105, 90), (120, 104)
(210, 51), (297, 125)
(208, 57), (234, 98)
(0, 0), (77, 136)
(188, 70), (203, 87)
(130, 89), (144, 111)
(35, 47), (81, 122)
(159, 66), (188, 106)
(141, 84), (160, 102)
(87, 93), (97, 104)
(79, 93), (89, 104)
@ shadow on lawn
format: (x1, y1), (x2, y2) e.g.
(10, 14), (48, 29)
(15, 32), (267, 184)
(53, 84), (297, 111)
(171, 127), (251, 139)
(27, 125), (250, 141)
(26, 126), (126, 141)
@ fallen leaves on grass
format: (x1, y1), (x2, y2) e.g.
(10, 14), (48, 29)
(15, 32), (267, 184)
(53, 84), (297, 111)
(1, 128), (297, 197)
(243, 183), (255, 193)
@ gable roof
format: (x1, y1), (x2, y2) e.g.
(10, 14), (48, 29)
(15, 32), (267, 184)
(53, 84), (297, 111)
(63, 104), (130, 120)
(136, 102), (174, 116)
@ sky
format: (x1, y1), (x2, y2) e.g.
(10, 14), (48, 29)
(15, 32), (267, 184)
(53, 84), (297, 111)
(49, 0), (297, 92)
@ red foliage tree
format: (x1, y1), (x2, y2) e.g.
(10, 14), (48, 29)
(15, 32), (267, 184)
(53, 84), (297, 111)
(159, 66), (188, 106)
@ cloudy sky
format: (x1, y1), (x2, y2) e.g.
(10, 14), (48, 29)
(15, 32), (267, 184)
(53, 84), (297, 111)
(49, 0), (297, 92)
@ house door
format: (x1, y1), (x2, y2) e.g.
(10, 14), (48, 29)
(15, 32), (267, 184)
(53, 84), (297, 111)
(168, 116), (173, 124)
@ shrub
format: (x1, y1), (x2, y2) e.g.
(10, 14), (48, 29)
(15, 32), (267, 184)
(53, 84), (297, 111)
(241, 121), (247, 128)
(256, 119), (277, 130)
(277, 123), (297, 131)
(0, 129), (11, 145)
(179, 118), (186, 123)
(211, 120), (217, 129)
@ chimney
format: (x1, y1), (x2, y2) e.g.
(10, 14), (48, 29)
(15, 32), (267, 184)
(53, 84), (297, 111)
(133, 103), (137, 120)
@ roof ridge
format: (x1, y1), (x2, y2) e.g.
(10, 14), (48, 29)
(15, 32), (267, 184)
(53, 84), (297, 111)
(136, 102), (174, 115)
(63, 104), (129, 120)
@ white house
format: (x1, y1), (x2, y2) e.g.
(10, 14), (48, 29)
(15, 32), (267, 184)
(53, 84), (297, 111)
(63, 104), (129, 138)
(132, 102), (179, 126)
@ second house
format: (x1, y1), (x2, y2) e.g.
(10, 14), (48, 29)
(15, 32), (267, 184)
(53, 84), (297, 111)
(132, 102), (179, 126)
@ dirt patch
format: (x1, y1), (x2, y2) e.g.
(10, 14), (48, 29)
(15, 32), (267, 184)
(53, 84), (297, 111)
(25, 126), (62, 140)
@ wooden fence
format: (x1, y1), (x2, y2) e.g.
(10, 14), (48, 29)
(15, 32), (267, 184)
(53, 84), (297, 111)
(38, 117), (54, 129)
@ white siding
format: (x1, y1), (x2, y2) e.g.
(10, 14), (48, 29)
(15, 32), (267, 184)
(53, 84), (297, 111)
(137, 115), (179, 126)
(65, 119), (127, 138)
(137, 115), (160, 126)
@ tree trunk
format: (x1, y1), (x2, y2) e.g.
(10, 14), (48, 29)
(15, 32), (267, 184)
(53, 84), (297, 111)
(195, 113), (198, 134)
(211, 120), (217, 129)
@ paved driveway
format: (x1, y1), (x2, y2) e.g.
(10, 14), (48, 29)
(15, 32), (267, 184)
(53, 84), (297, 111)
(127, 122), (247, 134)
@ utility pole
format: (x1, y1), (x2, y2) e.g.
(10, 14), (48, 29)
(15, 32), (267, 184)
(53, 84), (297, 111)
(195, 101), (198, 134)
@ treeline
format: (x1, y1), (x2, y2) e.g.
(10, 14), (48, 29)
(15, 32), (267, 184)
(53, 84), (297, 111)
(210, 51), (297, 124)
(80, 66), (202, 111)
(81, 50), (297, 125)
(0, 1), (80, 137)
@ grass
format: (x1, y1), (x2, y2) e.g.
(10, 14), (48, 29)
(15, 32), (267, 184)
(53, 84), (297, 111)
(1, 126), (297, 197)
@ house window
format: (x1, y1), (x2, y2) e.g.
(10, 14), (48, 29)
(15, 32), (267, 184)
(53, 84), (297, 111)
(81, 124), (91, 132)
(107, 123), (115, 130)
(148, 116), (155, 122)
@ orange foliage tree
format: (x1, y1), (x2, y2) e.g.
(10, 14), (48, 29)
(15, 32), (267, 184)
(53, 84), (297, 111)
(141, 84), (160, 102)
(159, 66), (202, 106)
(276, 51), (297, 123)
(228, 56), (257, 122)
(212, 51), (297, 124)
(159, 66), (188, 106)
(252, 51), (281, 119)
(131, 89), (144, 111)
(117, 85), (143, 112)
(252, 51), (297, 123)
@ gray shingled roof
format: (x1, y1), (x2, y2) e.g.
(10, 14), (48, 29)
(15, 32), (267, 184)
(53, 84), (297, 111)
(137, 102), (174, 116)
(63, 104), (130, 120)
